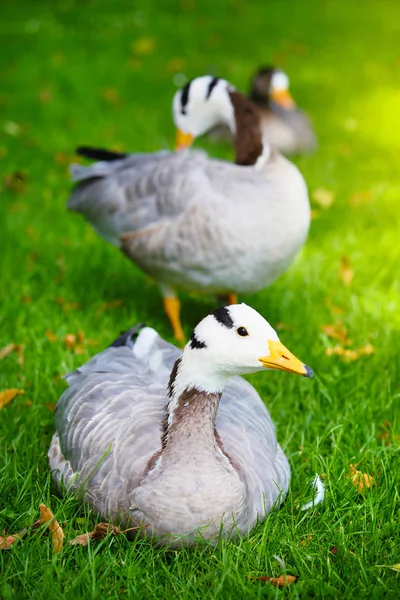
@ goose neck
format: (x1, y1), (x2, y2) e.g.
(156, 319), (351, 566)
(228, 90), (264, 166)
(163, 356), (227, 452)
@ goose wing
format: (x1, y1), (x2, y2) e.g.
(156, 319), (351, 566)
(217, 378), (290, 519)
(49, 327), (180, 517)
(67, 149), (212, 245)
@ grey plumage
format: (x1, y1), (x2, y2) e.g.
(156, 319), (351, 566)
(68, 148), (310, 294)
(49, 324), (290, 546)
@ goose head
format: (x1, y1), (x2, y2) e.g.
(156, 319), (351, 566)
(172, 76), (236, 150)
(170, 304), (313, 399)
(250, 66), (296, 110)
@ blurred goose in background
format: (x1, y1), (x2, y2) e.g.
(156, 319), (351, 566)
(209, 66), (317, 155)
(69, 75), (310, 340)
(49, 303), (313, 547)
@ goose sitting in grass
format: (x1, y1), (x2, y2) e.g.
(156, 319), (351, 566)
(68, 75), (310, 340)
(49, 303), (313, 547)
(209, 66), (317, 155)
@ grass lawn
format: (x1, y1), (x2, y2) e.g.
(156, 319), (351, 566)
(1, 0), (400, 597)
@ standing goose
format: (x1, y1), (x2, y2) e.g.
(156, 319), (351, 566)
(49, 303), (313, 547)
(209, 67), (317, 154)
(69, 76), (310, 340)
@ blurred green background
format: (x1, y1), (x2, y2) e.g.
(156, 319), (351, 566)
(1, 0), (400, 598)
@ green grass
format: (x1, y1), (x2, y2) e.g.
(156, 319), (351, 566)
(1, 0), (400, 597)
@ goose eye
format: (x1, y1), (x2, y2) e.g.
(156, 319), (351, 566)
(237, 326), (249, 337)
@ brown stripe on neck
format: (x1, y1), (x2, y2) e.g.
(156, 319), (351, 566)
(229, 90), (263, 166)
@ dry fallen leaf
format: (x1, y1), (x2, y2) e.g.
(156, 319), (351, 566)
(342, 348), (359, 362)
(358, 343), (374, 356)
(69, 522), (135, 546)
(64, 333), (76, 350)
(0, 519), (41, 550)
(322, 323), (348, 344)
(325, 344), (344, 357)
(0, 534), (20, 549)
(325, 298), (344, 316)
(349, 191), (371, 207)
(39, 504), (64, 553)
(45, 330), (57, 343)
(0, 388), (24, 409)
(347, 464), (375, 493)
(4, 170), (28, 194)
(132, 37), (156, 56)
(0, 343), (16, 360)
(103, 88), (120, 105)
(339, 256), (354, 286)
(312, 188), (335, 209)
(96, 299), (124, 315)
(301, 534), (313, 546)
(250, 575), (296, 588)
(325, 342), (373, 362)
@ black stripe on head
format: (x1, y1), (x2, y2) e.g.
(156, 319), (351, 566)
(190, 331), (207, 349)
(206, 77), (219, 100)
(180, 80), (192, 115)
(212, 306), (234, 329)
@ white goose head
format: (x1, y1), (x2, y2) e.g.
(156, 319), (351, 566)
(251, 66), (296, 110)
(172, 76), (236, 149)
(169, 304), (313, 400)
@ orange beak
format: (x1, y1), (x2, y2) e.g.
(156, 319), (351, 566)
(269, 88), (296, 110)
(175, 129), (194, 151)
(259, 340), (313, 378)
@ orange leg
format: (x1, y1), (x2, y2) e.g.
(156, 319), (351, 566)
(226, 292), (238, 305)
(163, 297), (185, 342)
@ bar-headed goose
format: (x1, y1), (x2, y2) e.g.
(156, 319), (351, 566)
(49, 303), (313, 547)
(209, 67), (317, 154)
(69, 76), (310, 340)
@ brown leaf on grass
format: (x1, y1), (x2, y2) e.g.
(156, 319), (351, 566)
(56, 297), (80, 311)
(167, 57), (187, 73)
(0, 519), (41, 550)
(16, 344), (25, 366)
(21, 294), (32, 304)
(0, 343), (17, 360)
(132, 37), (156, 56)
(45, 330), (57, 343)
(312, 188), (335, 209)
(103, 88), (120, 105)
(342, 349), (359, 362)
(0, 534), (20, 549)
(325, 342), (374, 362)
(96, 299), (124, 315)
(347, 464), (375, 493)
(0, 343), (25, 365)
(250, 575), (296, 587)
(64, 333), (76, 350)
(325, 298), (344, 316)
(322, 323), (348, 344)
(301, 534), (313, 546)
(377, 421), (398, 446)
(358, 343), (374, 356)
(69, 522), (125, 546)
(0, 389), (24, 409)
(339, 256), (354, 286)
(39, 87), (53, 103)
(349, 191), (371, 207)
(64, 331), (98, 354)
(4, 170), (28, 193)
(39, 504), (64, 553)
(325, 345), (345, 357)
